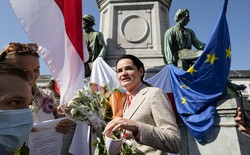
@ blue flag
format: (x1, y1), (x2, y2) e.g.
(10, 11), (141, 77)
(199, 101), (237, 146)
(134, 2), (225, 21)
(169, 0), (231, 143)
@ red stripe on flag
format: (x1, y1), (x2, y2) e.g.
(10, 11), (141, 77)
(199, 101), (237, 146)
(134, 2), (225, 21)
(54, 0), (84, 61)
(166, 93), (177, 115)
(54, 81), (60, 95)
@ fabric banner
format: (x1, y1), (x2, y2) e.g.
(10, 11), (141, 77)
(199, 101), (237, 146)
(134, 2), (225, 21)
(169, 0), (230, 143)
(9, 0), (88, 105)
(9, 0), (90, 154)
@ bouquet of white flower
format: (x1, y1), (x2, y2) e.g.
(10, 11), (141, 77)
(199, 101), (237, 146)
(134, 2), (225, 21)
(67, 82), (136, 155)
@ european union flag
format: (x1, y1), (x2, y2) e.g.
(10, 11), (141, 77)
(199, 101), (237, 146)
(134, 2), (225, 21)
(169, 0), (231, 143)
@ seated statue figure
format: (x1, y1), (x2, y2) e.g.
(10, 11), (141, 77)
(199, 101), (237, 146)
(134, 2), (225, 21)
(164, 9), (205, 70)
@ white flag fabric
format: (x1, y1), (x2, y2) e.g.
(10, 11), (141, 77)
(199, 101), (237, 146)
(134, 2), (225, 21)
(90, 57), (122, 89)
(9, 0), (87, 105)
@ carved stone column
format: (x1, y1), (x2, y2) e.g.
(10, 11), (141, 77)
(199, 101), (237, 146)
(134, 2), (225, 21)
(97, 0), (172, 78)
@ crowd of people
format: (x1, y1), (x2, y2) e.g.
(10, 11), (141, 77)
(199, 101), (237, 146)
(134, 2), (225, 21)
(0, 43), (73, 155)
(0, 42), (182, 154)
(0, 10), (249, 155)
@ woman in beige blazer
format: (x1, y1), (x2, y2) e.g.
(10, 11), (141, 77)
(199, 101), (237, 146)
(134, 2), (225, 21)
(103, 54), (182, 154)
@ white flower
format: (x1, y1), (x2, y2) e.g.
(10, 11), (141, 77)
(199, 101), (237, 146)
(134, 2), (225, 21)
(70, 108), (78, 117)
(29, 105), (35, 112)
(124, 139), (133, 146)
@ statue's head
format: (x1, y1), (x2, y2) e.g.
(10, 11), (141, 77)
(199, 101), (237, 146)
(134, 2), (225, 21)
(174, 9), (189, 23)
(82, 14), (95, 25)
(82, 14), (95, 30)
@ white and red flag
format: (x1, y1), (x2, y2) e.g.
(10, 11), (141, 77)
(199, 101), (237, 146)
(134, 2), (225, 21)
(9, 0), (88, 105)
(9, 1), (91, 154)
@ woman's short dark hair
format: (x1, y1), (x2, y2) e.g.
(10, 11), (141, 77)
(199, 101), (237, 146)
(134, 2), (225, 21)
(0, 62), (29, 81)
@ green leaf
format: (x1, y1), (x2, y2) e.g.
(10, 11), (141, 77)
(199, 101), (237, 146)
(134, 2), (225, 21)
(16, 144), (29, 155)
(92, 139), (99, 146)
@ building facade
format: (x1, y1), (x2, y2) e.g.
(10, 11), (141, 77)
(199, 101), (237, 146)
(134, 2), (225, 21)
(230, 70), (250, 101)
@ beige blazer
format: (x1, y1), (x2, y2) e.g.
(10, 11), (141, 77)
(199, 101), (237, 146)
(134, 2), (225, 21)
(123, 84), (181, 155)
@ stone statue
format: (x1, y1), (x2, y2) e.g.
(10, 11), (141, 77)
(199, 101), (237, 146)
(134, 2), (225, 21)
(82, 14), (107, 77)
(164, 9), (205, 70)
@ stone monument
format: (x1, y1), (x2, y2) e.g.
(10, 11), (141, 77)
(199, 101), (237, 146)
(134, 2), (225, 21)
(97, 0), (171, 78)
(96, 1), (250, 155)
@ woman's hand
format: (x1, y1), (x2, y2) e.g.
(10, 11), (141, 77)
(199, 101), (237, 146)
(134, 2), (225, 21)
(55, 118), (72, 134)
(235, 107), (250, 138)
(102, 117), (139, 138)
(54, 104), (69, 118)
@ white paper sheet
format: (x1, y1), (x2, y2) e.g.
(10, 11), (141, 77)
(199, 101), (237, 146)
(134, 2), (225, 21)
(69, 122), (91, 155)
(27, 117), (68, 155)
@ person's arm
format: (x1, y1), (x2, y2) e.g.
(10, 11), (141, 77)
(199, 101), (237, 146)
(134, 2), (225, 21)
(40, 88), (72, 134)
(103, 88), (182, 154)
(189, 29), (206, 50)
(138, 88), (181, 153)
(164, 29), (174, 64)
(96, 32), (107, 58)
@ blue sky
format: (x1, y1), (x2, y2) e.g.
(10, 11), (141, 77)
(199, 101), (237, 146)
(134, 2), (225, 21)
(0, 0), (249, 75)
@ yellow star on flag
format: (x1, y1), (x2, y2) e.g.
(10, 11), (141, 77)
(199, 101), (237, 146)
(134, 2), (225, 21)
(226, 47), (231, 58)
(187, 65), (197, 75)
(180, 84), (189, 89)
(205, 52), (219, 65)
(181, 97), (188, 105)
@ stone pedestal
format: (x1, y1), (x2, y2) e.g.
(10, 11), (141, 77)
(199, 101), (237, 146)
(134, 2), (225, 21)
(178, 97), (250, 155)
(97, 0), (171, 78)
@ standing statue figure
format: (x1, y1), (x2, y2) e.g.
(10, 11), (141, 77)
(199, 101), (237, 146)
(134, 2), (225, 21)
(164, 9), (206, 70)
(82, 14), (107, 77)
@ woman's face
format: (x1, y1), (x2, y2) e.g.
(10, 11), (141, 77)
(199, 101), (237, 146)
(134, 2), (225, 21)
(116, 58), (143, 92)
(13, 55), (40, 88)
(0, 74), (32, 110)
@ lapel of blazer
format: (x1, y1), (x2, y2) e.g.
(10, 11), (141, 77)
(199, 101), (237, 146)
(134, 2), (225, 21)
(124, 85), (149, 119)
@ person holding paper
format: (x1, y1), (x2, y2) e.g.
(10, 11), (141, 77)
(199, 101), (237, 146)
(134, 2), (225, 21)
(0, 43), (72, 154)
(103, 55), (182, 154)
(0, 63), (33, 155)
